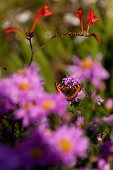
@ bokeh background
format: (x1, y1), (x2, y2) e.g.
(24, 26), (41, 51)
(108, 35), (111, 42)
(0, 0), (113, 96)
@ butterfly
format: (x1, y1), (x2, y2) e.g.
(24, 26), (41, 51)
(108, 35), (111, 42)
(55, 83), (82, 101)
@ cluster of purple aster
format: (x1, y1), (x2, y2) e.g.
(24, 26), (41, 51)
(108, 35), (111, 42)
(62, 76), (85, 101)
(0, 64), (90, 169)
(0, 125), (89, 169)
(68, 54), (109, 89)
(0, 63), (68, 126)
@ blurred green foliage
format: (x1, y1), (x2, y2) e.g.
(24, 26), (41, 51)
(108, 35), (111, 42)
(0, 0), (113, 96)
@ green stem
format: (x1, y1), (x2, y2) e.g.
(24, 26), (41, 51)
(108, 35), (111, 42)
(28, 38), (34, 66)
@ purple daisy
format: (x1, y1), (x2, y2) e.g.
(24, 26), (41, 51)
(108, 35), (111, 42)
(15, 128), (58, 169)
(0, 79), (15, 115)
(98, 159), (110, 170)
(99, 141), (113, 160)
(8, 63), (44, 103)
(14, 92), (68, 127)
(103, 115), (113, 124)
(49, 125), (89, 167)
(68, 54), (109, 89)
(0, 63), (44, 116)
(76, 116), (84, 128)
(91, 91), (104, 105)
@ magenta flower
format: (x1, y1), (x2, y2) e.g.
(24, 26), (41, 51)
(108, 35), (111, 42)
(99, 141), (113, 160)
(14, 92), (68, 127)
(0, 79), (15, 115)
(76, 116), (84, 128)
(97, 133), (102, 142)
(0, 63), (68, 126)
(62, 76), (83, 86)
(91, 91), (104, 105)
(105, 98), (113, 110)
(37, 93), (68, 117)
(98, 159), (110, 170)
(68, 55), (109, 89)
(9, 63), (44, 103)
(49, 125), (89, 167)
(15, 128), (58, 169)
(103, 115), (113, 124)
(0, 63), (44, 118)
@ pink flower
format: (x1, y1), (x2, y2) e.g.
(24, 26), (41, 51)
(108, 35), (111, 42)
(49, 125), (89, 166)
(105, 98), (113, 110)
(68, 55), (109, 89)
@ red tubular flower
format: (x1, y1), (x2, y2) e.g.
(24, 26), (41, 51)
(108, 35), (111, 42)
(76, 8), (84, 33)
(89, 33), (100, 41)
(29, 2), (53, 34)
(4, 2), (53, 39)
(86, 10), (100, 34)
(76, 8), (83, 21)
(4, 27), (22, 35)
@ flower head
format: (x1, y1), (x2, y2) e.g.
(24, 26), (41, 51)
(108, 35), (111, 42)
(105, 98), (113, 110)
(68, 55), (109, 89)
(86, 10), (100, 34)
(76, 116), (84, 128)
(15, 129), (57, 168)
(29, 2), (53, 34)
(103, 115), (113, 124)
(75, 8), (100, 41)
(98, 159), (110, 170)
(14, 92), (68, 127)
(76, 8), (84, 33)
(99, 141), (113, 160)
(49, 125), (89, 166)
(91, 91), (104, 105)
(4, 27), (22, 35)
(76, 8), (83, 21)
(4, 2), (53, 39)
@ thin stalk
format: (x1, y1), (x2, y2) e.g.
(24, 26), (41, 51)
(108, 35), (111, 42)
(28, 38), (34, 66)
(33, 32), (84, 56)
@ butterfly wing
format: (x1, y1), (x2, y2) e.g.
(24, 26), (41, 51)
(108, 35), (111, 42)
(67, 84), (82, 101)
(55, 83), (82, 101)
(55, 83), (69, 95)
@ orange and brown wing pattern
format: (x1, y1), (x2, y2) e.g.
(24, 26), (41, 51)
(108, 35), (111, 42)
(67, 84), (82, 101)
(55, 83), (82, 101)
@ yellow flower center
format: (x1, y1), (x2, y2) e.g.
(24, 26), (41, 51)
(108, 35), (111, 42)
(42, 101), (54, 110)
(23, 104), (30, 110)
(18, 69), (27, 76)
(18, 82), (31, 90)
(81, 58), (94, 69)
(30, 148), (44, 158)
(23, 101), (36, 110)
(78, 122), (84, 128)
(59, 139), (72, 152)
